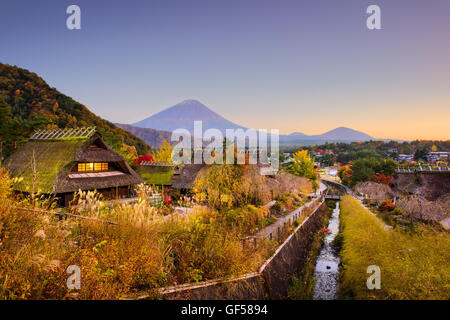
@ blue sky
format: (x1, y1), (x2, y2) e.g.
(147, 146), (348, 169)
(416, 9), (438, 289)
(1, 0), (449, 139)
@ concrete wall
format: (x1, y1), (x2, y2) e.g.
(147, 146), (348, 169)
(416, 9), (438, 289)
(260, 202), (327, 299)
(145, 201), (328, 300)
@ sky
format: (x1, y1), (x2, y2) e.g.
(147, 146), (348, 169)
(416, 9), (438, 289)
(0, 0), (449, 140)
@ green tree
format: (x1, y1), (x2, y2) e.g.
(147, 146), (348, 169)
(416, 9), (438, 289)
(345, 157), (397, 187)
(350, 158), (377, 185)
(0, 96), (12, 137)
(375, 158), (397, 176)
(320, 153), (335, 167)
(414, 148), (428, 162)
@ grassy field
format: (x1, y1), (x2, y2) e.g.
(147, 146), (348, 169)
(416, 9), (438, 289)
(339, 196), (450, 300)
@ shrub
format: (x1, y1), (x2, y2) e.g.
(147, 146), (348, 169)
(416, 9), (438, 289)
(331, 233), (343, 254)
(135, 155), (154, 166)
(379, 199), (395, 212)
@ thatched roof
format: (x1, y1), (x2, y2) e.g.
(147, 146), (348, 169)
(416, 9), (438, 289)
(171, 163), (277, 190)
(4, 131), (143, 194)
(171, 164), (206, 189)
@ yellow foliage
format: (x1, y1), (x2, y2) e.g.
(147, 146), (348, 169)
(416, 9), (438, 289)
(0, 167), (12, 200)
(285, 150), (318, 189)
(193, 165), (243, 209)
(153, 139), (172, 163)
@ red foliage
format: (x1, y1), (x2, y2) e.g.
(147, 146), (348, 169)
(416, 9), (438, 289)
(379, 200), (395, 211)
(164, 195), (173, 205)
(370, 174), (393, 185)
(135, 155), (154, 166)
(338, 165), (353, 186)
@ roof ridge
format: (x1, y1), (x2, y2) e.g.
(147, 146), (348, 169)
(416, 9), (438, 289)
(29, 126), (96, 141)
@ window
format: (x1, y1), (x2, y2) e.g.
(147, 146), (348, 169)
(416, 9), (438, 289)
(94, 162), (108, 171)
(77, 162), (108, 172)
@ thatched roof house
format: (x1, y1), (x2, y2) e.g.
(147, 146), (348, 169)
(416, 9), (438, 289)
(171, 164), (206, 190)
(170, 163), (275, 191)
(4, 127), (144, 206)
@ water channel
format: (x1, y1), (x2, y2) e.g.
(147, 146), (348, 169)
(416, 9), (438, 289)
(312, 201), (341, 300)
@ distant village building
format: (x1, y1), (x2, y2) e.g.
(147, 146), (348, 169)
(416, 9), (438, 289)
(397, 154), (415, 162)
(427, 151), (450, 164)
(386, 148), (398, 154)
(4, 127), (143, 206)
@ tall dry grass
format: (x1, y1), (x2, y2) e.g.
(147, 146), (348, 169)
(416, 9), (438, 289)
(0, 169), (271, 299)
(339, 196), (450, 300)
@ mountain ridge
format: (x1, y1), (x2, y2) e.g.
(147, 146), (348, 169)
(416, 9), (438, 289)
(115, 123), (173, 149)
(133, 99), (245, 133)
(131, 99), (375, 144)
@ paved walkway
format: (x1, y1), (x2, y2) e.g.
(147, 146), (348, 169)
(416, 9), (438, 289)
(253, 198), (324, 241)
(251, 182), (327, 240)
(308, 182), (327, 198)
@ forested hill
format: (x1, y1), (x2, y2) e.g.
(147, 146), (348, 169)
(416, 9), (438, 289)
(0, 63), (150, 159)
(115, 123), (172, 149)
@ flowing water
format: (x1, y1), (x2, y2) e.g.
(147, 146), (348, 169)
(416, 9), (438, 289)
(312, 202), (340, 300)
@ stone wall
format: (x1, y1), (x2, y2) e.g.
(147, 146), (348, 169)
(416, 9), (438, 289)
(391, 172), (450, 201)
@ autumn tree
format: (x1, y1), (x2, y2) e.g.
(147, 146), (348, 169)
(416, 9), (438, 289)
(285, 150), (318, 189)
(340, 157), (397, 187)
(153, 139), (173, 163)
(119, 143), (138, 168)
(193, 165), (243, 210)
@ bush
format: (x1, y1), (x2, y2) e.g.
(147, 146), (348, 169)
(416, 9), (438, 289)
(379, 199), (395, 212)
